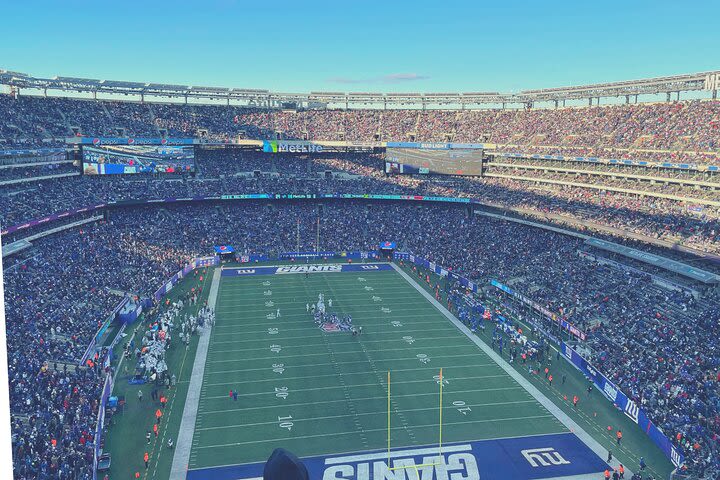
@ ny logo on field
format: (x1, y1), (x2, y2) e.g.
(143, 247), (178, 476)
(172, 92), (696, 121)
(521, 448), (571, 468)
(624, 399), (640, 424)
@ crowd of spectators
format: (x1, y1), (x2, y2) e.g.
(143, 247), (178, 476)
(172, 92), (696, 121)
(3, 149), (718, 254)
(3, 200), (718, 477)
(0, 94), (718, 164)
(2, 93), (720, 478)
(0, 162), (77, 183)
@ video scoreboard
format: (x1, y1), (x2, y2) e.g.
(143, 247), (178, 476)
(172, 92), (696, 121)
(385, 142), (484, 176)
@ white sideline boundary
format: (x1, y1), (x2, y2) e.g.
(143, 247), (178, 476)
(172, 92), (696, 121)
(389, 262), (627, 477)
(169, 267), (222, 480)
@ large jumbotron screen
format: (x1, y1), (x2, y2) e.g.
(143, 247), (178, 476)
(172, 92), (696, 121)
(82, 145), (195, 175)
(385, 146), (484, 176)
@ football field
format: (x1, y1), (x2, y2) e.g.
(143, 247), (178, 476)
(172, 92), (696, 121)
(179, 264), (609, 480)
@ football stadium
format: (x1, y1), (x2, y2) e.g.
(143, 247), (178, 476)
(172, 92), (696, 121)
(1, 4), (719, 480)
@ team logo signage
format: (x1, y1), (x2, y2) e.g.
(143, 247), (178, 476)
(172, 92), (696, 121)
(263, 140), (323, 153)
(624, 400), (640, 424)
(221, 264), (394, 277)
(521, 448), (571, 468)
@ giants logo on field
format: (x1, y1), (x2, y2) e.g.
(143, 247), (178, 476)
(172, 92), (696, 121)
(360, 265), (379, 270)
(321, 444), (479, 480)
(235, 269), (256, 275)
(624, 399), (639, 424)
(521, 448), (571, 468)
(276, 265), (342, 274)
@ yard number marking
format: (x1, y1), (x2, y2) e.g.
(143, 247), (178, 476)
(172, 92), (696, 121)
(416, 353), (430, 364)
(278, 415), (293, 431)
(453, 400), (472, 416)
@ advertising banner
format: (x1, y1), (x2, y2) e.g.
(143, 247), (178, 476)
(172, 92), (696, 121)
(153, 256), (219, 302)
(73, 137), (195, 145)
(262, 140), (324, 153)
(561, 343), (684, 468)
(490, 279), (587, 341)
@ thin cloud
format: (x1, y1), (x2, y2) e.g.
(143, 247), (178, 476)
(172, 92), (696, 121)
(328, 73), (430, 85)
(380, 73), (430, 83)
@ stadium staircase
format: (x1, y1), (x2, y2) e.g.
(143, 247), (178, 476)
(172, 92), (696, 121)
(100, 102), (113, 128)
(52, 105), (71, 137)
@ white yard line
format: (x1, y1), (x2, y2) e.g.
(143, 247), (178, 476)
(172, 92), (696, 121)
(200, 374), (514, 399)
(198, 398), (538, 416)
(204, 359), (498, 376)
(194, 414), (560, 449)
(205, 382), (523, 400)
(169, 268), (221, 480)
(200, 362), (493, 385)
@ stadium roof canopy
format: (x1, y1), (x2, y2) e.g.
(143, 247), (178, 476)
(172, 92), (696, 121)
(1, 69), (718, 107)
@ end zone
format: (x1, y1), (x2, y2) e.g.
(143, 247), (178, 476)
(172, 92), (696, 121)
(221, 263), (394, 276)
(186, 432), (609, 480)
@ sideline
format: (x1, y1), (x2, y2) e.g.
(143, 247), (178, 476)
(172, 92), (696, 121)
(169, 267), (221, 480)
(389, 262), (629, 477)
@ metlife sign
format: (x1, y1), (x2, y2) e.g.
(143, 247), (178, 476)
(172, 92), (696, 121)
(186, 433), (609, 480)
(263, 140), (324, 153)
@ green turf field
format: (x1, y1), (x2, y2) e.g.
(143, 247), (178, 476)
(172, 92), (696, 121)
(187, 267), (569, 470)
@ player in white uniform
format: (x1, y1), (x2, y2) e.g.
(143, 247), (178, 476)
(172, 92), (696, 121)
(328, 298), (333, 307)
(306, 303), (310, 313)
(276, 308), (281, 318)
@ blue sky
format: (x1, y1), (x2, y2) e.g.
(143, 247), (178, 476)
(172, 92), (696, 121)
(1, 0), (717, 93)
